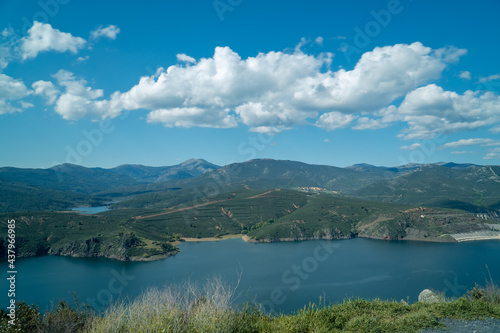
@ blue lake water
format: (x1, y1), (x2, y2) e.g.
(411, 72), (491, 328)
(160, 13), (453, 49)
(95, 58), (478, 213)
(71, 206), (111, 214)
(3, 237), (500, 314)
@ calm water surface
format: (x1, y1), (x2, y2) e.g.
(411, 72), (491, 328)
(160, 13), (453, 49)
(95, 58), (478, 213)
(3, 238), (499, 313)
(71, 206), (111, 214)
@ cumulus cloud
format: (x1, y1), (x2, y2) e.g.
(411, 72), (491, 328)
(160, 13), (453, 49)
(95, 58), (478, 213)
(450, 151), (476, 155)
(47, 69), (121, 120)
(441, 138), (500, 148)
(0, 74), (31, 114)
(236, 102), (312, 131)
(377, 84), (500, 140)
(459, 71), (471, 79)
(293, 42), (465, 113)
(0, 28), (17, 70)
(61, 42), (459, 133)
(20, 22), (86, 60)
(434, 46), (467, 63)
(0, 74), (29, 100)
(147, 107), (237, 128)
(20, 101), (33, 109)
(352, 117), (390, 130)
(32, 80), (60, 104)
(176, 53), (196, 64)
(76, 56), (89, 63)
(479, 73), (500, 83)
(401, 143), (421, 150)
(0, 47), (11, 70)
(315, 111), (356, 130)
(29, 41), (487, 140)
(90, 25), (120, 40)
(484, 148), (500, 160)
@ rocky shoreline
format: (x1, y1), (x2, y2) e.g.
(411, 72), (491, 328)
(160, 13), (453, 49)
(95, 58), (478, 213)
(14, 230), (500, 262)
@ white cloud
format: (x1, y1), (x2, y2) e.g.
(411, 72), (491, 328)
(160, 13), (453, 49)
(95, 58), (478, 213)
(479, 74), (500, 83)
(176, 53), (196, 64)
(0, 74), (31, 114)
(90, 25), (120, 40)
(293, 42), (465, 113)
(490, 125), (500, 133)
(84, 42), (459, 130)
(401, 143), (421, 151)
(315, 112), (356, 130)
(315, 36), (324, 45)
(20, 22), (86, 60)
(49, 70), (120, 120)
(111, 46), (329, 130)
(459, 71), (471, 79)
(353, 117), (390, 130)
(20, 101), (33, 109)
(249, 126), (288, 135)
(236, 102), (312, 133)
(441, 138), (500, 148)
(484, 148), (500, 160)
(0, 100), (21, 114)
(76, 55), (89, 63)
(0, 74), (29, 100)
(434, 46), (467, 63)
(379, 84), (500, 140)
(0, 28), (19, 70)
(295, 37), (310, 52)
(35, 42), (478, 138)
(32, 80), (60, 104)
(0, 47), (10, 70)
(450, 151), (476, 155)
(146, 107), (237, 128)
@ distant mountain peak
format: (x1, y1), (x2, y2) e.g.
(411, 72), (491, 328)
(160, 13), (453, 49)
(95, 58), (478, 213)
(434, 162), (479, 169)
(181, 158), (210, 165)
(50, 163), (95, 171)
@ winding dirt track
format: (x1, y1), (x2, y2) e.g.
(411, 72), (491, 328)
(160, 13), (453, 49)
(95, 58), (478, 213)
(134, 199), (228, 220)
(134, 189), (281, 220)
(247, 189), (280, 199)
(490, 166), (499, 178)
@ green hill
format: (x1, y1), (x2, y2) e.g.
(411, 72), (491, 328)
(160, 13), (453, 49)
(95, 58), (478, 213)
(351, 164), (500, 210)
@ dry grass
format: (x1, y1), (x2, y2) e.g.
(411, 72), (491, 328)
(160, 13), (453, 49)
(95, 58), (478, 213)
(87, 276), (240, 333)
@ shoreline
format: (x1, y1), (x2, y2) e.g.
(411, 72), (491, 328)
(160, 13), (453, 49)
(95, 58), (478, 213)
(177, 232), (500, 245)
(15, 231), (500, 262)
(176, 234), (244, 244)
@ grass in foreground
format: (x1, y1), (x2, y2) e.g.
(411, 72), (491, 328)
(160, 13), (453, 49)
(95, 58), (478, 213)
(2, 279), (500, 333)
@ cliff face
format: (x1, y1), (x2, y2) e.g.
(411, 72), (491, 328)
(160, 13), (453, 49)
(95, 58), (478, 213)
(247, 226), (356, 243)
(43, 234), (179, 261)
(48, 237), (130, 260)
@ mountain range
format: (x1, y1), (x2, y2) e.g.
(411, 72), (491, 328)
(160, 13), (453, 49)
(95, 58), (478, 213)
(2, 158), (500, 261)
(1, 159), (499, 213)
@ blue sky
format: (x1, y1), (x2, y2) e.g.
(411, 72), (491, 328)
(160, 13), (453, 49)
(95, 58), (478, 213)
(0, 0), (499, 168)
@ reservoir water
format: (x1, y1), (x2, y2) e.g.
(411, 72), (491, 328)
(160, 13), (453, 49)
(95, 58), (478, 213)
(71, 205), (111, 214)
(3, 237), (499, 313)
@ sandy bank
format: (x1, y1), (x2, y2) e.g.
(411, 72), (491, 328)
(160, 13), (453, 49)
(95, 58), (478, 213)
(179, 234), (243, 243)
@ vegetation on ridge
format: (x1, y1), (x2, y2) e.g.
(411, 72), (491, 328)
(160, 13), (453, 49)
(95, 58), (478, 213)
(1, 188), (497, 260)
